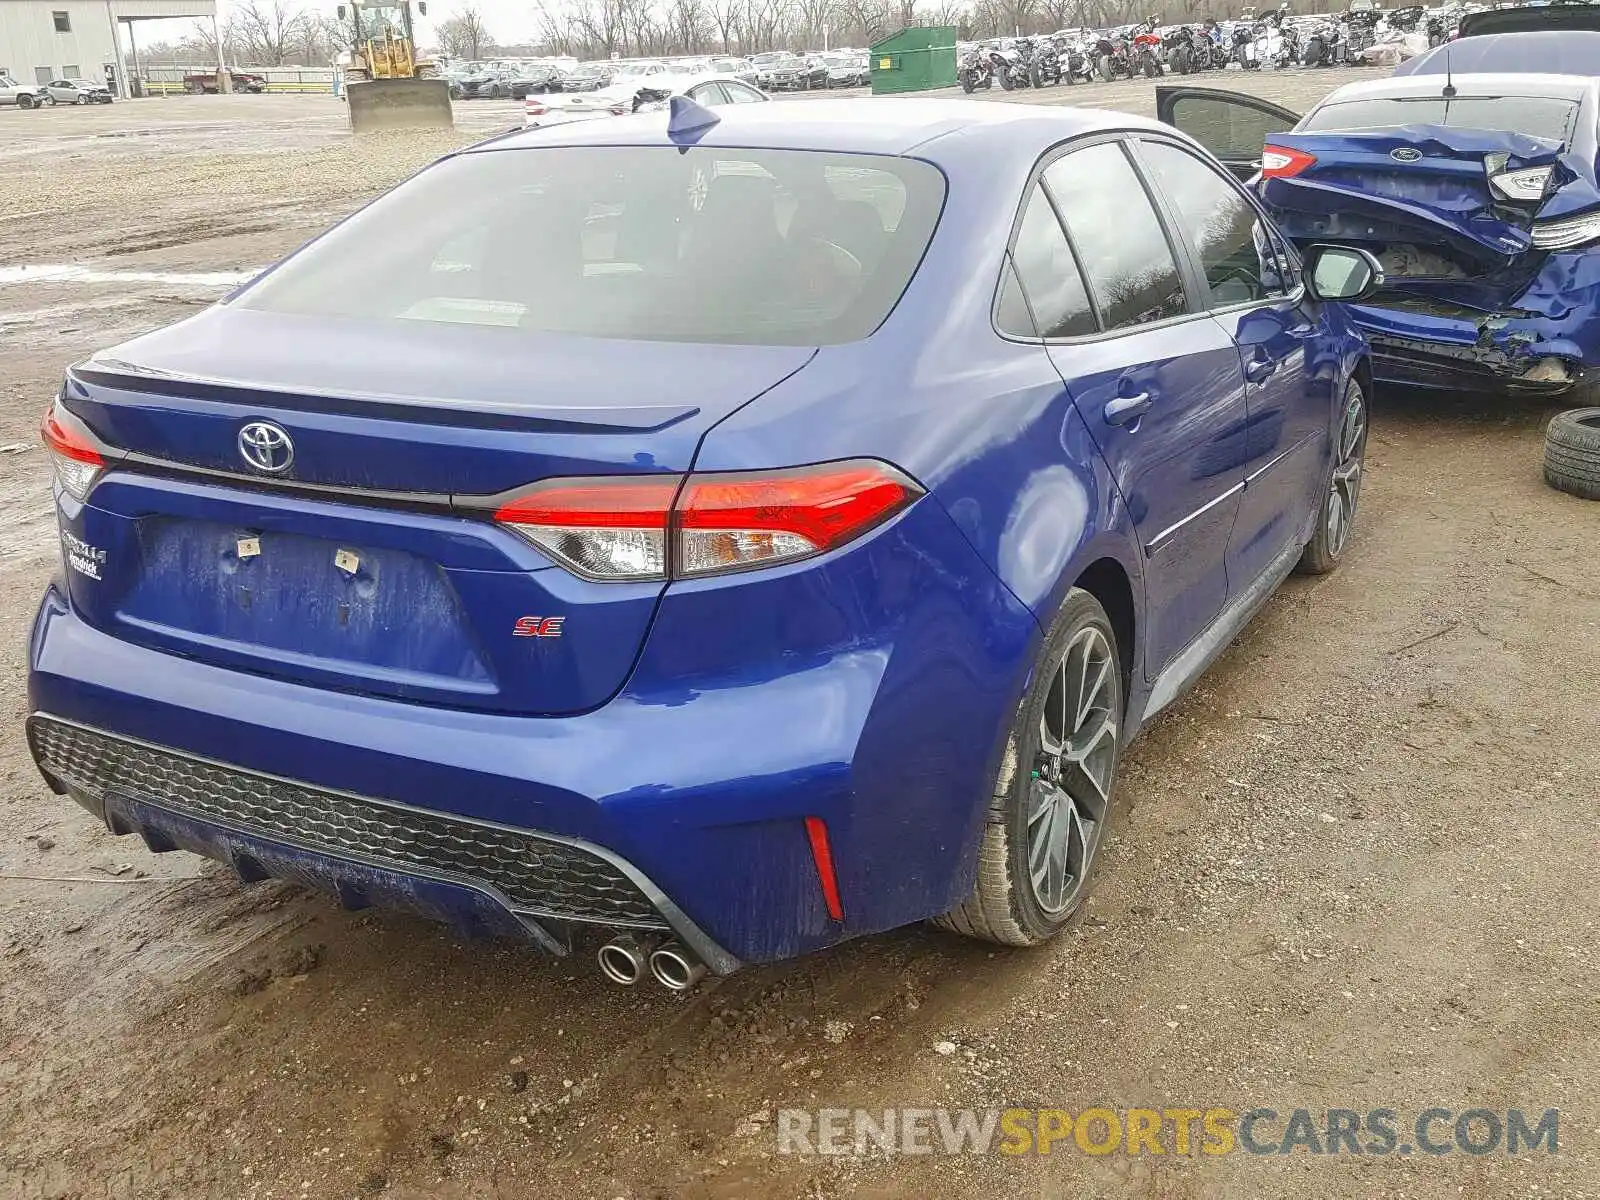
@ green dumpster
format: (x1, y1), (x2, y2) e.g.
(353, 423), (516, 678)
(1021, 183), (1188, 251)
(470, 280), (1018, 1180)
(869, 26), (958, 95)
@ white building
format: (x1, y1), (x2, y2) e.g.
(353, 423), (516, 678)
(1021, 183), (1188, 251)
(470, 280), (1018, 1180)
(0, 0), (216, 97)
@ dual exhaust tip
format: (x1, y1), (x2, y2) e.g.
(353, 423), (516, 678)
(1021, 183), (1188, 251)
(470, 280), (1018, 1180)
(597, 935), (707, 991)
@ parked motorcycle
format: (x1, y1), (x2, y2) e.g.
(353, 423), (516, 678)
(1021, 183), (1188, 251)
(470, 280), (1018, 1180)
(1019, 36), (1063, 87)
(1274, 22), (1300, 67)
(989, 45), (1029, 90)
(1233, 23), (1261, 69)
(1059, 38), (1094, 84)
(1426, 15), (1447, 46)
(1166, 25), (1199, 74)
(1133, 30), (1164, 77)
(1302, 19), (1344, 65)
(1094, 35), (1132, 81)
(959, 43), (994, 92)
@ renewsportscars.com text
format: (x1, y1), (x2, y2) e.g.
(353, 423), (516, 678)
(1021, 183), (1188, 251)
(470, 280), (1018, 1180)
(776, 1106), (1560, 1157)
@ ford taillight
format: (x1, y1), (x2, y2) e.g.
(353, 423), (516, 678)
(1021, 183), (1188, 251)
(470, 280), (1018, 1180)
(1260, 145), (1317, 179)
(494, 460), (921, 582)
(40, 400), (105, 501)
(1530, 209), (1600, 251)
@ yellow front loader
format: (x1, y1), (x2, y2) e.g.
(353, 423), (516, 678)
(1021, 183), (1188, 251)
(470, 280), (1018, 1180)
(339, 0), (453, 131)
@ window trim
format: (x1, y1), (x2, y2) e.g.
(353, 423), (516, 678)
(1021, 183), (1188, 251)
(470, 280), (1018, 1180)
(991, 130), (1214, 348)
(1125, 132), (1307, 317)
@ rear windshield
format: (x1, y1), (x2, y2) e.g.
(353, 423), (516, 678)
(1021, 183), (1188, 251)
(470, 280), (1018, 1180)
(238, 146), (944, 346)
(1302, 95), (1581, 146)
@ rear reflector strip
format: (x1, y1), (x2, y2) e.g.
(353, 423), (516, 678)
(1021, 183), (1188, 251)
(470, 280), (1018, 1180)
(804, 815), (845, 922)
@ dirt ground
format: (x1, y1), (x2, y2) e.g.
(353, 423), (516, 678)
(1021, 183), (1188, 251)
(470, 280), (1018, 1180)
(2, 75), (1597, 1200)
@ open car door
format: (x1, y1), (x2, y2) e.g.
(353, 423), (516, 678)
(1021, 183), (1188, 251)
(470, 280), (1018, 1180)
(1155, 86), (1302, 182)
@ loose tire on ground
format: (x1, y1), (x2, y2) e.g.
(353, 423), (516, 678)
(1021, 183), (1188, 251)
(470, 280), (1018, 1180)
(934, 588), (1124, 947)
(1544, 406), (1600, 500)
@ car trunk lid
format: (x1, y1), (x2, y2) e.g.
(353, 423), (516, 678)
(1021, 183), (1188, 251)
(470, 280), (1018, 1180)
(60, 305), (815, 716)
(1262, 125), (1600, 302)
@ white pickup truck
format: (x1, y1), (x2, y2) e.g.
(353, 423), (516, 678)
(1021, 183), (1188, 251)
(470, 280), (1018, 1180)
(0, 73), (47, 109)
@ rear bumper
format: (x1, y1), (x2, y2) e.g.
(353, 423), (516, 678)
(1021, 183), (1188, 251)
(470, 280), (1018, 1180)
(29, 712), (737, 970)
(1346, 250), (1600, 396)
(26, 494), (1036, 964)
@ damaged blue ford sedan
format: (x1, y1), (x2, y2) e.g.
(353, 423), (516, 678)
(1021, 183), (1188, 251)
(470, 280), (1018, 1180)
(1161, 73), (1600, 402)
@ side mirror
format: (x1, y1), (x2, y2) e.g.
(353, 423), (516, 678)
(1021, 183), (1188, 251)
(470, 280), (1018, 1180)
(1303, 244), (1385, 303)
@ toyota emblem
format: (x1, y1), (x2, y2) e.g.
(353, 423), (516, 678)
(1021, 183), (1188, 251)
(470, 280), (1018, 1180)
(238, 421), (294, 474)
(1390, 147), (1423, 163)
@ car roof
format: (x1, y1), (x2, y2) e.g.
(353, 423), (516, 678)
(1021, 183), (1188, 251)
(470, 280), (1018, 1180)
(479, 97), (1166, 159)
(1320, 71), (1600, 104)
(1395, 29), (1600, 76)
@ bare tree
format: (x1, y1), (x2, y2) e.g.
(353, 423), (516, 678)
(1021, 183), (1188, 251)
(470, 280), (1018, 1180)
(435, 3), (497, 58)
(229, 0), (311, 66)
(666, 0), (713, 51)
(567, 0), (628, 57)
(708, 0), (744, 50)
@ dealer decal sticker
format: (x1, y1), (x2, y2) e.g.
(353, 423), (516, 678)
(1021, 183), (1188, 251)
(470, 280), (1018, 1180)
(61, 530), (108, 581)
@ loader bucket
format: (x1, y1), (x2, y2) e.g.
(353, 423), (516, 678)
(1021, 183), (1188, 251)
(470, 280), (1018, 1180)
(346, 78), (453, 132)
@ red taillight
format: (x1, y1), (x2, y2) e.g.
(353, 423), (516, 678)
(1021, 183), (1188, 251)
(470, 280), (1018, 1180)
(677, 461), (918, 578)
(525, 101), (547, 117)
(492, 459), (920, 581)
(41, 401), (105, 500)
(804, 816), (845, 922)
(1260, 145), (1317, 179)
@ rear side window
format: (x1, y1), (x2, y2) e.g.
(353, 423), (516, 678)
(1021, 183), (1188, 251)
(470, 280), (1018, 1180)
(1303, 95), (1581, 146)
(999, 184), (1096, 339)
(1043, 144), (1189, 331)
(237, 147), (945, 347)
(1139, 141), (1283, 306)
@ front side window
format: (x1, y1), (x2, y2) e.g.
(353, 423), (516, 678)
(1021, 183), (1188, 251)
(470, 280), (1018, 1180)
(1043, 143), (1189, 331)
(238, 147), (945, 347)
(1140, 140), (1281, 306)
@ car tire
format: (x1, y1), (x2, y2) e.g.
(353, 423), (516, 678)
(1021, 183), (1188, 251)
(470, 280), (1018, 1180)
(76, 93), (86, 104)
(933, 587), (1124, 947)
(1543, 406), (1600, 500)
(18, 94), (35, 109)
(1297, 377), (1367, 575)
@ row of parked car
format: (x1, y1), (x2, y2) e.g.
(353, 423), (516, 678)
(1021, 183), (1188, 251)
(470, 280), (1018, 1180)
(444, 49), (870, 99)
(0, 73), (114, 109)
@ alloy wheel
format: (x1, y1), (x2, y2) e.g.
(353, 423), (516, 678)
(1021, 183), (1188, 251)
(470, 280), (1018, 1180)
(1026, 625), (1118, 914)
(1326, 385), (1366, 558)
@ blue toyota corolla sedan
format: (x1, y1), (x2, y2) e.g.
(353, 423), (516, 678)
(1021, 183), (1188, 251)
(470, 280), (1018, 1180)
(28, 99), (1376, 988)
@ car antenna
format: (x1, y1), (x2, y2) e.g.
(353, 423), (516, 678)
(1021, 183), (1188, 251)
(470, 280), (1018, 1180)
(667, 94), (719, 149)
(1442, 43), (1456, 99)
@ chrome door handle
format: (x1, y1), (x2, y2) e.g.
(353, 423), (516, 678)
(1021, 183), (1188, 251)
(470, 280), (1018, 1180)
(1104, 392), (1152, 427)
(1245, 355), (1278, 383)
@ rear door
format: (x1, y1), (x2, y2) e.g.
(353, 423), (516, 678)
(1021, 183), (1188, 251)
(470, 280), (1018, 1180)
(1156, 86), (1302, 181)
(1028, 139), (1252, 678)
(1133, 135), (1326, 585)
